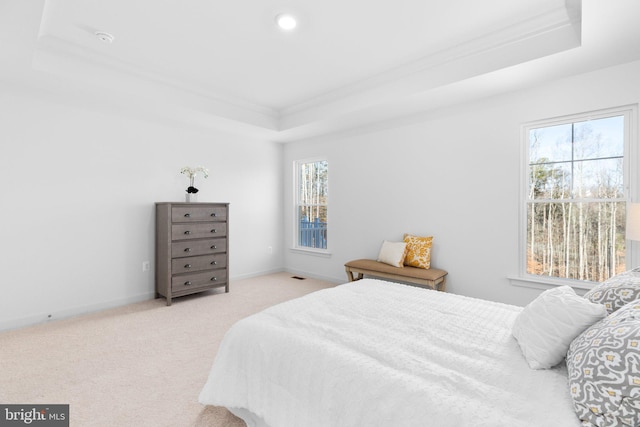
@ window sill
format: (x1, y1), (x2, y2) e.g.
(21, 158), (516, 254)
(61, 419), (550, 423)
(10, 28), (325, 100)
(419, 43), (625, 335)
(508, 275), (595, 294)
(289, 247), (332, 258)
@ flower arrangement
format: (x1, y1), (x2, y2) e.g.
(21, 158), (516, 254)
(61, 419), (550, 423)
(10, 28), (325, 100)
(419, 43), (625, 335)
(180, 166), (209, 194)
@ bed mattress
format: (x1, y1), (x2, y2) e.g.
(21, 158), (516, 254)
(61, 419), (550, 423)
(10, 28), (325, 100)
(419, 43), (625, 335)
(199, 279), (580, 427)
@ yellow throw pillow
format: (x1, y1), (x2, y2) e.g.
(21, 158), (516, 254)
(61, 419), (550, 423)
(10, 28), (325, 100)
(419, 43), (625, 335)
(403, 234), (433, 269)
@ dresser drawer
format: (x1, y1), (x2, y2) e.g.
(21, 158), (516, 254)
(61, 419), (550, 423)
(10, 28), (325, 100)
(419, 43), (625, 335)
(171, 254), (227, 274)
(171, 270), (227, 292)
(172, 206), (227, 222)
(171, 238), (227, 258)
(171, 222), (227, 240)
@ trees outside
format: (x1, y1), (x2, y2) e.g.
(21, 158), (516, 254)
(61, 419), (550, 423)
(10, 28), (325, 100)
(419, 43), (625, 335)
(527, 116), (626, 282)
(297, 160), (328, 249)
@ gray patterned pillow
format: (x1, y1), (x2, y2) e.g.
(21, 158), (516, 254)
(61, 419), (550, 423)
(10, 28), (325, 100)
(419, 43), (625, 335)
(566, 300), (640, 426)
(584, 268), (640, 314)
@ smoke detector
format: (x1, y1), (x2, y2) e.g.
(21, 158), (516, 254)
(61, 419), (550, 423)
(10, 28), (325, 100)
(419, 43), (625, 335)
(95, 32), (115, 43)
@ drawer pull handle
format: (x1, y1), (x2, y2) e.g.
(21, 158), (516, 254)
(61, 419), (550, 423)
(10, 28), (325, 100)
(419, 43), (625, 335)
(184, 281), (192, 286)
(184, 230), (191, 235)
(210, 213), (217, 217)
(211, 245), (217, 250)
(211, 229), (217, 233)
(184, 213), (191, 218)
(211, 261), (217, 265)
(184, 248), (191, 252)
(211, 277), (218, 282)
(185, 264), (192, 269)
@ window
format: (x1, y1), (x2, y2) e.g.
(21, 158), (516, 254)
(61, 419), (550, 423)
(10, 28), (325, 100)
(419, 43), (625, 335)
(522, 107), (635, 285)
(295, 158), (328, 250)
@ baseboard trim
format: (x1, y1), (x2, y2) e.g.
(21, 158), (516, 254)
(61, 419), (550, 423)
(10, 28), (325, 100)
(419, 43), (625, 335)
(230, 268), (287, 281)
(232, 268), (344, 285)
(283, 268), (344, 285)
(1, 269), (345, 332)
(0, 292), (155, 332)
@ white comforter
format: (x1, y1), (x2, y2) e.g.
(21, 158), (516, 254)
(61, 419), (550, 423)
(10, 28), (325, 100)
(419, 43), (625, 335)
(199, 279), (580, 427)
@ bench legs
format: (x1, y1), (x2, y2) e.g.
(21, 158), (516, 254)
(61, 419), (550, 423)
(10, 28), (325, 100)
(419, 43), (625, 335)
(345, 266), (364, 282)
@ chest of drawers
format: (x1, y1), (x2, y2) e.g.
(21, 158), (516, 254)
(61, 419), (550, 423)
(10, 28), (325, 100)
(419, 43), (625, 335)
(155, 202), (229, 305)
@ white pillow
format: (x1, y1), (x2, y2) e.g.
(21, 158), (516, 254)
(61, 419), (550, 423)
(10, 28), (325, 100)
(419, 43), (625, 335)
(511, 286), (607, 369)
(376, 240), (407, 268)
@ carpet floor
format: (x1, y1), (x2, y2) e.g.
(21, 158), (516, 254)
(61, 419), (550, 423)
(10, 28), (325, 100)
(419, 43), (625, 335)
(0, 272), (336, 426)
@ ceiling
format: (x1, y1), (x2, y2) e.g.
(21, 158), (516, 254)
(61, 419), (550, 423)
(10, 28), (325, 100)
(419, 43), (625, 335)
(3, 0), (640, 142)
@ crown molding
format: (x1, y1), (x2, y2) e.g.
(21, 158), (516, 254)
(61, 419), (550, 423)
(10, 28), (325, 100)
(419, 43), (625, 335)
(32, 34), (280, 131)
(278, 2), (581, 130)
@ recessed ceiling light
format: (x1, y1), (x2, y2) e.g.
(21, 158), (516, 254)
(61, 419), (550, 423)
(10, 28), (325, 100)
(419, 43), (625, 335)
(275, 14), (297, 31)
(95, 31), (114, 43)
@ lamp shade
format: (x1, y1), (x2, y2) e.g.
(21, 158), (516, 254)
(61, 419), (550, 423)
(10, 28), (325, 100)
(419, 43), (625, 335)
(627, 203), (640, 241)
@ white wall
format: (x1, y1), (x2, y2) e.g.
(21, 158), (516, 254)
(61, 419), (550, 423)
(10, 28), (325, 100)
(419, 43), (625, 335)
(0, 87), (283, 331)
(283, 60), (640, 307)
(3, 56), (639, 331)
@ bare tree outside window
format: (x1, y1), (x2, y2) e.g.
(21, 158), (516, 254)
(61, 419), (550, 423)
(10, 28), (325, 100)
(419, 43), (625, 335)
(526, 115), (626, 282)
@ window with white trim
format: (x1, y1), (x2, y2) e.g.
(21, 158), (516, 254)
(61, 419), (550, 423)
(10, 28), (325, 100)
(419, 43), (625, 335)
(294, 158), (328, 251)
(521, 107), (636, 285)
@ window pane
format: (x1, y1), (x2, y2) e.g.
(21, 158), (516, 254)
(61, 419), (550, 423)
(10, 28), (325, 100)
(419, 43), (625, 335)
(573, 158), (624, 199)
(298, 206), (327, 249)
(573, 116), (624, 160)
(529, 162), (571, 200)
(299, 161), (328, 204)
(526, 201), (626, 282)
(529, 123), (572, 163)
(529, 115), (625, 200)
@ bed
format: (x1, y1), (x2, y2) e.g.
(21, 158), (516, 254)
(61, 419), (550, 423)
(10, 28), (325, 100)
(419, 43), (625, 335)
(199, 279), (586, 426)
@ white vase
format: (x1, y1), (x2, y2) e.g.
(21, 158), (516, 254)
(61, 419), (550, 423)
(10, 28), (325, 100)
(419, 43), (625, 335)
(185, 193), (198, 203)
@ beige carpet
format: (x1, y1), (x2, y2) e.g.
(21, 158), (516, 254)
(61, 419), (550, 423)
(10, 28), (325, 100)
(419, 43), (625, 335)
(0, 272), (336, 426)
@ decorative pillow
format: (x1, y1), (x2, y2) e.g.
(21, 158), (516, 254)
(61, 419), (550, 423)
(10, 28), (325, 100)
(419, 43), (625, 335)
(512, 286), (608, 370)
(584, 268), (640, 314)
(566, 300), (640, 426)
(403, 234), (433, 269)
(376, 241), (407, 268)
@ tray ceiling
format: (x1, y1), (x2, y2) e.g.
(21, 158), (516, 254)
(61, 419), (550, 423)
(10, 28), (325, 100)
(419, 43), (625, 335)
(3, 0), (639, 141)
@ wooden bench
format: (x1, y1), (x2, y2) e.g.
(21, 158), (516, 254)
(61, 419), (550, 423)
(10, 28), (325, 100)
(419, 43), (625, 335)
(345, 259), (448, 291)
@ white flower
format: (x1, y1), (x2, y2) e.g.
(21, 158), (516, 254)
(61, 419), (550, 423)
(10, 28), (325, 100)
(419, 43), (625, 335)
(181, 166), (209, 193)
(180, 166), (209, 179)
